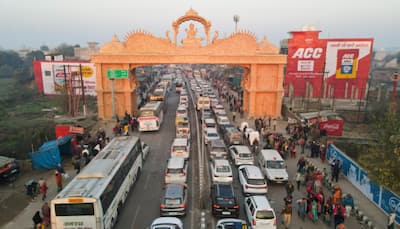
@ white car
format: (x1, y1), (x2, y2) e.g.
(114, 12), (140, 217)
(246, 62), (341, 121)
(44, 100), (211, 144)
(229, 145), (254, 166)
(211, 159), (233, 184)
(149, 217), (183, 229)
(176, 106), (188, 118)
(244, 196), (276, 229)
(204, 128), (220, 145)
(238, 165), (268, 195)
(216, 218), (247, 229)
(165, 157), (188, 184)
(216, 116), (230, 126)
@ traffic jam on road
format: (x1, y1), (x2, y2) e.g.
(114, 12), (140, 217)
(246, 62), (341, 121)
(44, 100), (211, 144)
(137, 67), (292, 229)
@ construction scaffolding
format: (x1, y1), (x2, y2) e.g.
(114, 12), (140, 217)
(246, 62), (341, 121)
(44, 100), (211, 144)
(62, 64), (87, 117)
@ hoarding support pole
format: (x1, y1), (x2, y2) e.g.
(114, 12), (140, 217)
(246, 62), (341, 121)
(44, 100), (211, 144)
(111, 79), (116, 119)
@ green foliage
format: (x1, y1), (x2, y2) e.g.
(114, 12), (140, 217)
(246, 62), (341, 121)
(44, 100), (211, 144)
(55, 43), (75, 57)
(40, 45), (49, 52)
(0, 50), (23, 68)
(359, 113), (400, 194)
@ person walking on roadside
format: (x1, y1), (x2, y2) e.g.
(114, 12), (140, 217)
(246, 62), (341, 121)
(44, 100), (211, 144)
(38, 178), (48, 201)
(232, 111), (236, 122)
(333, 203), (346, 228)
(32, 211), (42, 229)
(55, 171), (63, 192)
(332, 159), (341, 182)
(295, 172), (302, 191)
(285, 181), (295, 198)
(41, 202), (50, 227)
(281, 202), (293, 229)
(296, 197), (307, 221)
(388, 209), (396, 229)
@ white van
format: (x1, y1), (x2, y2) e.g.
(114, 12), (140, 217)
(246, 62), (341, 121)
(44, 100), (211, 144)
(171, 138), (190, 159)
(258, 149), (288, 184)
(165, 157), (188, 184)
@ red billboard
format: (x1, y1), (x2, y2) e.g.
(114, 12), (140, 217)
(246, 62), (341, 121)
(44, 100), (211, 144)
(284, 31), (373, 99)
(319, 119), (344, 136)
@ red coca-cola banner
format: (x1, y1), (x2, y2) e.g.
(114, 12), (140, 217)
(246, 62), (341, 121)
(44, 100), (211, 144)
(319, 119), (344, 136)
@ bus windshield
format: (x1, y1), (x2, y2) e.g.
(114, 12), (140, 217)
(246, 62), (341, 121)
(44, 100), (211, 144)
(140, 110), (155, 117)
(55, 203), (95, 216)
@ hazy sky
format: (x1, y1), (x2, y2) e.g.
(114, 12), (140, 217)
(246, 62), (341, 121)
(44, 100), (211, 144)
(0, 0), (398, 50)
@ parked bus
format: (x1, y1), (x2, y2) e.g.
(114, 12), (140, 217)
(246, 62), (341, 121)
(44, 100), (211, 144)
(138, 101), (164, 131)
(150, 88), (167, 102)
(50, 136), (143, 229)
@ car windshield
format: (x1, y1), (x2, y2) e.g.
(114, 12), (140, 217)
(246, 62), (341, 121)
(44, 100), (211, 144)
(256, 210), (275, 219)
(239, 153), (252, 158)
(167, 168), (183, 174)
(267, 161), (285, 169)
(216, 165), (231, 173)
(173, 146), (186, 151)
(212, 146), (226, 152)
(247, 178), (265, 185)
(208, 133), (218, 137)
(165, 197), (181, 205)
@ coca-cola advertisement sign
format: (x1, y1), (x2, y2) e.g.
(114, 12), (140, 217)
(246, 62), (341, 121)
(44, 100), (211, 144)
(319, 119), (344, 136)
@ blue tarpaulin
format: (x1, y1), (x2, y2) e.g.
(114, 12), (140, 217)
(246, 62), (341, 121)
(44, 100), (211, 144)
(30, 135), (74, 169)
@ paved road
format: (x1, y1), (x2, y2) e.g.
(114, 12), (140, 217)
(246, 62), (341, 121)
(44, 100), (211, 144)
(115, 85), (200, 229)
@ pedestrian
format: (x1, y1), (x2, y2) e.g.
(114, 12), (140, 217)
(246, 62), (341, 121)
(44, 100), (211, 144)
(295, 172), (302, 191)
(72, 155), (81, 174)
(332, 159), (341, 182)
(32, 211), (42, 229)
(388, 209), (396, 229)
(296, 197), (307, 221)
(272, 118), (277, 131)
(55, 170), (63, 192)
(232, 111), (236, 122)
(336, 223), (346, 229)
(333, 203), (346, 228)
(310, 198), (318, 222)
(280, 202), (292, 229)
(41, 202), (50, 227)
(123, 123), (129, 136)
(285, 181), (295, 198)
(38, 178), (48, 201)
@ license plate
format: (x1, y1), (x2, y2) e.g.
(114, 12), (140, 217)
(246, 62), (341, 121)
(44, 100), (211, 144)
(222, 211), (231, 215)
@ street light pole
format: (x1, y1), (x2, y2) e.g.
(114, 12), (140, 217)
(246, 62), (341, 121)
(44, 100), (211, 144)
(319, 61), (329, 117)
(233, 15), (240, 33)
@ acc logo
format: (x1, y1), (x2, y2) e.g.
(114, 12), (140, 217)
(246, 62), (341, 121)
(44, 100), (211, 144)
(79, 66), (94, 78)
(292, 48), (323, 59)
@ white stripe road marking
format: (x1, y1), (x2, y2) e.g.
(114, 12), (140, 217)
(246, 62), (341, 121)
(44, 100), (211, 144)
(130, 205), (141, 229)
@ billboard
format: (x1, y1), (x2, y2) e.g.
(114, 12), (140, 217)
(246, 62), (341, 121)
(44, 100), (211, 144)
(284, 31), (373, 99)
(327, 144), (400, 225)
(33, 60), (97, 96)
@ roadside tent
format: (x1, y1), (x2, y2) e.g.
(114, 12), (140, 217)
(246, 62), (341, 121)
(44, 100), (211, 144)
(30, 135), (74, 169)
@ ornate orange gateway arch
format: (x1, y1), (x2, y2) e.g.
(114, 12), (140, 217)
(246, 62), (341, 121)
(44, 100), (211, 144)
(92, 9), (286, 120)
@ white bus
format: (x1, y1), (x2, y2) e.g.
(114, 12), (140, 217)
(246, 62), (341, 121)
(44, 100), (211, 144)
(138, 101), (164, 131)
(50, 136), (143, 229)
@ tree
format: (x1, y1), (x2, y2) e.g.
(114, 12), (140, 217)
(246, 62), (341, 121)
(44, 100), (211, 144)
(40, 45), (49, 52)
(55, 43), (75, 58)
(0, 50), (23, 69)
(359, 112), (400, 194)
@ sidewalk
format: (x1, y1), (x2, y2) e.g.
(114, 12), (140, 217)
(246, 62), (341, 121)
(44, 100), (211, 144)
(221, 95), (388, 229)
(2, 163), (76, 229)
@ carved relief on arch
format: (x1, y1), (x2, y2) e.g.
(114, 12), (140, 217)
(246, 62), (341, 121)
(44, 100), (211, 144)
(172, 8), (212, 45)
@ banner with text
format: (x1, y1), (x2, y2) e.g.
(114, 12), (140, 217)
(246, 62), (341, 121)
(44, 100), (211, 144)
(327, 144), (400, 224)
